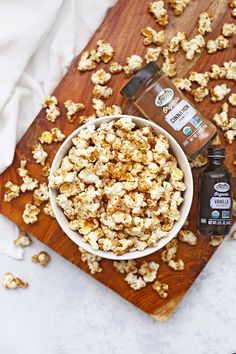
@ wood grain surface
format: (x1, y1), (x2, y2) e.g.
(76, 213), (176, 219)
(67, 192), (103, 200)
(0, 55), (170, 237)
(0, 0), (235, 321)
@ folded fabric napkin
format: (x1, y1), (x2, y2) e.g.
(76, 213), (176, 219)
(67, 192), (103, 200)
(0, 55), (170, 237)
(0, 0), (115, 258)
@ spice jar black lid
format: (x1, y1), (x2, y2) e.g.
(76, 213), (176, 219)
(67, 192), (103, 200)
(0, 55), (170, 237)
(207, 147), (225, 157)
(120, 62), (161, 101)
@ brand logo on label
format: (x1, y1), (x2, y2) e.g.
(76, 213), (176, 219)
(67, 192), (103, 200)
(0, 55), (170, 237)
(214, 182), (230, 192)
(212, 211), (219, 219)
(155, 88), (174, 107)
(183, 126), (192, 136)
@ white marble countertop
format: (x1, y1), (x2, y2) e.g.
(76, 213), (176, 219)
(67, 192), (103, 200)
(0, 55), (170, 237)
(0, 228), (236, 354)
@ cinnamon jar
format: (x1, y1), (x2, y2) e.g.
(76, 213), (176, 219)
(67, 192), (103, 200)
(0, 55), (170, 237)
(121, 62), (216, 160)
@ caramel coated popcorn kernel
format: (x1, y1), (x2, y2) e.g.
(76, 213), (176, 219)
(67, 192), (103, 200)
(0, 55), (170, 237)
(210, 84), (231, 102)
(32, 251), (50, 267)
(141, 27), (165, 46)
(145, 47), (162, 63)
(178, 229), (197, 245)
(32, 143), (48, 165)
(4, 181), (20, 202)
(168, 0), (190, 15)
(152, 280), (168, 298)
(42, 95), (60, 122)
(64, 100), (85, 123)
(22, 203), (40, 224)
(148, 1), (168, 26)
(123, 55), (143, 77)
(79, 247), (103, 274)
(109, 62), (123, 74)
(91, 69), (111, 85)
(209, 236), (224, 246)
(198, 12), (213, 35)
(14, 230), (31, 247)
(2, 273), (28, 289)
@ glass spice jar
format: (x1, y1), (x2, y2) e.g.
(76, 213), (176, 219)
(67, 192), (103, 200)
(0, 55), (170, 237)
(120, 62), (217, 160)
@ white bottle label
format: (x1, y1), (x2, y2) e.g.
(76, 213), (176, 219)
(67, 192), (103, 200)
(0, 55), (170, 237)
(210, 197), (231, 209)
(165, 99), (196, 131)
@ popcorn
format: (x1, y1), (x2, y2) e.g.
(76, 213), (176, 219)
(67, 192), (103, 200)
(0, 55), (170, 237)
(198, 12), (213, 35)
(168, 259), (185, 271)
(178, 229), (197, 245)
(33, 183), (49, 206)
(161, 239), (178, 262)
(210, 84), (231, 102)
(224, 61), (236, 81)
(4, 181), (20, 201)
(20, 175), (39, 193)
(77, 51), (96, 72)
(191, 86), (209, 102)
(190, 154), (208, 168)
(92, 98), (122, 117)
(209, 236), (224, 246)
(43, 202), (55, 218)
(145, 47), (162, 63)
(17, 160), (28, 178)
(168, 31), (186, 53)
(79, 247), (103, 274)
(95, 39), (114, 63)
(228, 93), (236, 106)
(113, 260), (138, 274)
(14, 230), (31, 247)
(206, 35), (229, 54)
(51, 117), (186, 255)
(124, 272), (146, 290)
(2, 273), (28, 289)
(148, 1), (168, 26)
(168, 0), (190, 15)
(222, 23), (236, 37)
(109, 62), (123, 74)
(91, 69), (111, 85)
(162, 49), (177, 78)
(141, 27), (165, 46)
(212, 103), (229, 131)
(42, 163), (51, 177)
(138, 261), (159, 282)
(42, 95), (60, 122)
(22, 203), (40, 224)
(93, 85), (113, 99)
(181, 34), (205, 60)
(32, 143), (48, 165)
(172, 77), (192, 92)
(39, 128), (65, 144)
(210, 64), (227, 80)
(152, 280), (168, 298)
(64, 100), (85, 122)
(123, 55), (143, 77)
(79, 114), (97, 124)
(32, 251), (50, 266)
(229, 0), (236, 16)
(225, 118), (236, 144)
(189, 71), (210, 87)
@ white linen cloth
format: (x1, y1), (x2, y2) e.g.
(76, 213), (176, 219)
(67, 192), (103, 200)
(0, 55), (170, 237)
(0, 0), (116, 258)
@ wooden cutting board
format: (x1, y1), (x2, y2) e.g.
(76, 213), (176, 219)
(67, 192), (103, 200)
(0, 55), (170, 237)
(0, 0), (235, 321)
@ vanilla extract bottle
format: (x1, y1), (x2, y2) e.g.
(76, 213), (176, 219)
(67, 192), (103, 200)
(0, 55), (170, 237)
(198, 147), (232, 236)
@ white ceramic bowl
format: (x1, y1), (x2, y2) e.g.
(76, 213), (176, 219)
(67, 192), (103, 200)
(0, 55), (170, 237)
(49, 115), (193, 260)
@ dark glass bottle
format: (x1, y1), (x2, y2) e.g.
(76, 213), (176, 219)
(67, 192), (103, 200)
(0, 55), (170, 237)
(198, 147), (232, 236)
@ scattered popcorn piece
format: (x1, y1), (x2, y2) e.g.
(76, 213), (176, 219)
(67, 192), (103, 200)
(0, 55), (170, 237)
(124, 272), (146, 290)
(39, 128), (65, 144)
(32, 251), (50, 267)
(109, 62), (123, 74)
(190, 154), (208, 168)
(93, 85), (113, 99)
(191, 86), (209, 102)
(2, 273), (28, 289)
(33, 183), (49, 206)
(14, 230), (31, 247)
(172, 77), (192, 92)
(178, 229), (197, 245)
(152, 280), (168, 298)
(210, 64), (227, 80)
(79, 114), (97, 124)
(210, 84), (231, 102)
(4, 181), (20, 201)
(206, 35), (229, 54)
(189, 71), (210, 87)
(198, 12), (213, 35)
(43, 202), (55, 218)
(209, 236), (224, 246)
(64, 100), (85, 123)
(181, 34), (205, 60)
(148, 1), (168, 26)
(42, 163), (51, 177)
(22, 203), (40, 224)
(224, 61), (236, 81)
(229, 0), (236, 16)
(212, 103), (230, 131)
(42, 96), (60, 122)
(95, 39), (114, 63)
(145, 47), (162, 63)
(222, 23), (236, 37)
(113, 260), (138, 274)
(228, 93), (236, 106)
(20, 175), (38, 193)
(91, 69), (111, 85)
(123, 55), (143, 77)
(79, 247), (103, 274)
(210, 133), (221, 146)
(168, 0), (190, 15)
(224, 118), (236, 143)
(77, 51), (96, 72)
(32, 143), (48, 165)
(92, 98), (122, 117)
(161, 239), (178, 262)
(138, 261), (159, 282)
(168, 259), (185, 271)
(17, 160), (28, 178)
(141, 26), (165, 46)
(168, 31), (186, 53)
(162, 49), (177, 78)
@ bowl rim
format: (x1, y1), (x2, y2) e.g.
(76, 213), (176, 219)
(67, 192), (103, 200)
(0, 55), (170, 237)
(49, 114), (193, 260)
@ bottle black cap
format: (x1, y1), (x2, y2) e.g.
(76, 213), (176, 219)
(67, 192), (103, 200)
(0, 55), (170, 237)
(120, 62), (161, 101)
(207, 147), (225, 158)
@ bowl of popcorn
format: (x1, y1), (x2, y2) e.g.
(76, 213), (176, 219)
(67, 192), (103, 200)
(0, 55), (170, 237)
(49, 115), (193, 260)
